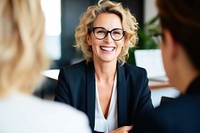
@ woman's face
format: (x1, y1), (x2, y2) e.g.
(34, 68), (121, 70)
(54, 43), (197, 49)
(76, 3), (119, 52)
(87, 13), (124, 64)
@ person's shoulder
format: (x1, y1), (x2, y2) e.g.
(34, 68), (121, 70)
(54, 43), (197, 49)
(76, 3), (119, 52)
(140, 95), (200, 133)
(33, 95), (82, 115)
(59, 60), (88, 76)
(0, 94), (91, 133)
(171, 95), (200, 109)
(62, 59), (86, 70)
(123, 62), (146, 71)
(45, 100), (91, 132)
(30, 96), (91, 133)
(121, 62), (147, 77)
(151, 95), (200, 119)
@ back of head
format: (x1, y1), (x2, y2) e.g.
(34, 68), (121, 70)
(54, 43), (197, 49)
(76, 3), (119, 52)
(156, 0), (200, 70)
(0, 0), (49, 96)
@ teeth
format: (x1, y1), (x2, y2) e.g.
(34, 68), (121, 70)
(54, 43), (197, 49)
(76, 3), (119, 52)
(100, 47), (114, 52)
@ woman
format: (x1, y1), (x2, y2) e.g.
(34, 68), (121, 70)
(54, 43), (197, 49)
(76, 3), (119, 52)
(0, 0), (91, 133)
(55, 0), (153, 132)
(133, 0), (200, 133)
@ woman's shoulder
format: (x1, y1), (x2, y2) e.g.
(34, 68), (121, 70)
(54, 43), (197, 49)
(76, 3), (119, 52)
(60, 60), (89, 75)
(27, 95), (91, 132)
(30, 95), (89, 121)
(62, 60), (86, 70)
(121, 62), (147, 76)
(0, 94), (91, 133)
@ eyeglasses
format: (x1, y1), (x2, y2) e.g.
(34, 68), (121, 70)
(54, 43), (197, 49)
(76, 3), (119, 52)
(151, 33), (163, 45)
(91, 27), (126, 41)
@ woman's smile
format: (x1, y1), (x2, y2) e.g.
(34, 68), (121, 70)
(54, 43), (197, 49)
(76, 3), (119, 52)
(100, 46), (115, 52)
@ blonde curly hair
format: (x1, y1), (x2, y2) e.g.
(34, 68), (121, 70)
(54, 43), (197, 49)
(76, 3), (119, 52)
(0, 0), (49, 96)
(75, 0), (138, 64)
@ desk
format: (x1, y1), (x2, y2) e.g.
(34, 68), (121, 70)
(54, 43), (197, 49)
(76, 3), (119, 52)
(149, 80), (171, 89)
(42, 69), (171, 89)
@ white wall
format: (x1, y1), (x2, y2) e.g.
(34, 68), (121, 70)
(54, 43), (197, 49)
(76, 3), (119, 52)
(144, 0), (158, 23)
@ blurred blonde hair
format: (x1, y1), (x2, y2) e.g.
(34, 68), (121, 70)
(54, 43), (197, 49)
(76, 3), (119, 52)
(75, 0), (138, 64)
(0, 0), (49, 96)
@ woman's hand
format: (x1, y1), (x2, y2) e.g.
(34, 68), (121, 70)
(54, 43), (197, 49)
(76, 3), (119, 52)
(108, 125), (133, 133)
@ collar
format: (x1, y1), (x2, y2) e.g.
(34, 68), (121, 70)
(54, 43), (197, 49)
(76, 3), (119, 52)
(186, 75), (200, 95)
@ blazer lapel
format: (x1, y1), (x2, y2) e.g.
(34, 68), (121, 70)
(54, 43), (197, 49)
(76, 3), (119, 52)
(86, 61), (96, 129)
(117, 62), (128, 126)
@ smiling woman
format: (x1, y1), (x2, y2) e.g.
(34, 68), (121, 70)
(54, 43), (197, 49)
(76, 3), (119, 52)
(54, 0), (154, 133)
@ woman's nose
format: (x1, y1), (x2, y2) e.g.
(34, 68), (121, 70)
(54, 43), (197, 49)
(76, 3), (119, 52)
(104, 33), (114, 43)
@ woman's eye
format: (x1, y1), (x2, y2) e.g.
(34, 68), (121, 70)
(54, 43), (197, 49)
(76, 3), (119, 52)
(96, 30), (106, 34)
(113, 31), (122, 35)
(113, 31), (120, 34)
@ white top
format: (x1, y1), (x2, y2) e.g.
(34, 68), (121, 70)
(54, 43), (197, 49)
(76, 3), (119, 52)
(0, 92), (91, 133)
(94, 75), (118, 132)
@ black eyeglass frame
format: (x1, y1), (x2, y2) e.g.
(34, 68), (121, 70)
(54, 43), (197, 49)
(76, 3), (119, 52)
(91, 27), (126, 41)
(150, 32), (163, 45)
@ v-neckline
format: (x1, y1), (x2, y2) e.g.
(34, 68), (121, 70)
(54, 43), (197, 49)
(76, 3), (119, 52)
(95, 75), (117, 120)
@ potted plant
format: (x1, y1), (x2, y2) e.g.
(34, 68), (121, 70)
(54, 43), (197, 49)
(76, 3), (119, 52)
(128, 15), (160, 64)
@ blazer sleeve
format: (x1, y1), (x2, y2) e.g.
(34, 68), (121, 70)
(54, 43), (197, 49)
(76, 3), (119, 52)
(137, 68), (154, 114)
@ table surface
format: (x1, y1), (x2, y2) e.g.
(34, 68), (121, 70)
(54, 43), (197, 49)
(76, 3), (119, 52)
(42, 69), (171, 89)
(149, 80), (171, 89)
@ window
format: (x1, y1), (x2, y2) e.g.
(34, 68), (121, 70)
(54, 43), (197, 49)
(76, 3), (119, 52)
(41, 0), (61, 60)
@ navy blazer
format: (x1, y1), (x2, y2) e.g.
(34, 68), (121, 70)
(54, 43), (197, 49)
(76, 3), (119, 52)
(133, 76), (200, 133)
(54, 60), (153, 132)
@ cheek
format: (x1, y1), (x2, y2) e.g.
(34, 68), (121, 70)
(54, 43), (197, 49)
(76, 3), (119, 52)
(161, 50), (167, 71)
(161, 45), (171, 79)
(116, 43), (123, 54)
(161, 45), (167, 69)
(117, 40), (124, 48)
(118, 43), (123, 49)
(88, 35), (101, 47)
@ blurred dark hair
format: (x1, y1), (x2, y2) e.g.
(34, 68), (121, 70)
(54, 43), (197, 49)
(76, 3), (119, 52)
(156, 0), (200, 70)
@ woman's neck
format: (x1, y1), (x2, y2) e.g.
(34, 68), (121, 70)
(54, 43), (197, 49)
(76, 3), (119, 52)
(94, 60), (117, 83)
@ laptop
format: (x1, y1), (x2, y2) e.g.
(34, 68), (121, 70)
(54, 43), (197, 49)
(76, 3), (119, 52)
(134, 49), (168, 82)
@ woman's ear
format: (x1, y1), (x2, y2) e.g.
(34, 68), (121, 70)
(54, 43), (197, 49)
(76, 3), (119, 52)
(86, 34), (92, 46)
(163, 30), (178, 59)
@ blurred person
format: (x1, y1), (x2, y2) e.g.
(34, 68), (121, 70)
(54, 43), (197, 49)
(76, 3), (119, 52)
(133, 0), (200, 133)
(54, 0), (153, 132)
(0, 0), (91, 133)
